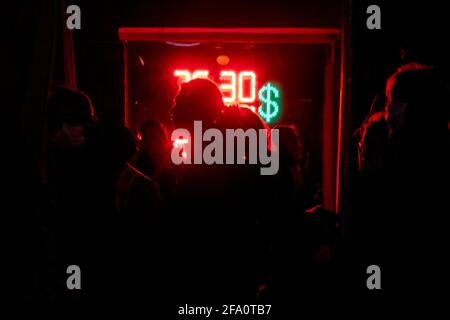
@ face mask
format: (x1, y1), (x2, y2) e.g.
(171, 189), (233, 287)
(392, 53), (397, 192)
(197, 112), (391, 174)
(385, 99), (408, 130)
(59, 123), (86, 147)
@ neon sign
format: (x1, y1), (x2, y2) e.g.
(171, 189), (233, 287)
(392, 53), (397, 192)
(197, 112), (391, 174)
(239, 71), (256, 103)
(173, 70), (280, 124)
(258, 83), (280, 123)
(219, 71), (237, 103)
(174, 70), (256, 105)
(173, 70), (209, 82)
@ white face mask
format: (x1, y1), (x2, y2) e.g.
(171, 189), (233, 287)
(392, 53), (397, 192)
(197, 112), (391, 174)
(60, 123), (86, 147)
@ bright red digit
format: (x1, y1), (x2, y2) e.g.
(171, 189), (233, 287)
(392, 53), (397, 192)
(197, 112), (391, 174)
(174, 70), (191, 83)
(192, 70), (209, 79)
(220, 71), (236, 104)
(238, 71), (256, 103)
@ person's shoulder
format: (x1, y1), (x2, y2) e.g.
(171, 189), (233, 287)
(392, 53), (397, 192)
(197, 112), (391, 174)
(117, 162), (136, 183)
(365, 111), (387, 128)
(361, 111), (389, 139)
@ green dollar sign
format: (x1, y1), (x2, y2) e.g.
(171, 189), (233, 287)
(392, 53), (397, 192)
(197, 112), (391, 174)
(258, 83), (280, 123)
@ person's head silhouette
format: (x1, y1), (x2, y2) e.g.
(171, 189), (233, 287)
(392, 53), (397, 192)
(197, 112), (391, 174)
(171, 78), (224, 130)
(384, 63), (445, 135)
(47, 86), (96, 149)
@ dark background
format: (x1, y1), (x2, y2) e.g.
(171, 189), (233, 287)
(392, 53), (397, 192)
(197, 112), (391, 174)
(72, 0), (344, 124)
(2, 0), (448, 305)
(4, 0), (448, 156)
(69, 0), (449, 131)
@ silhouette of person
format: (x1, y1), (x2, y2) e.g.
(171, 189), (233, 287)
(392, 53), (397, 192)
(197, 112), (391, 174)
(352, 62), (448, 296)
(116, 120), (169, 221)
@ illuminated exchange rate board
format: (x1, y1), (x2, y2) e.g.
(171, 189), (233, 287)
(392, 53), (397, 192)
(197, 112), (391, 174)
(173, 69), (281, 123)
(125, 40), (327, 141)
(121, 29), (340, 211)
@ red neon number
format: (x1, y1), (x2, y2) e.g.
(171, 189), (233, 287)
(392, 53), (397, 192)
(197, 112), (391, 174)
(192, 70), (209, 79)
(174, 70), (256, 105)
(174, 70), (191, 83)
(174, 70), (210, 84)
(238, 71), (256, 103)
(220, 71), (236, 103)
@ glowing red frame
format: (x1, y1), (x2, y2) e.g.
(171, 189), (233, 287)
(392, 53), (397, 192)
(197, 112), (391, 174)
(119, 27), (340, 44)
(119, 27), (347, 213)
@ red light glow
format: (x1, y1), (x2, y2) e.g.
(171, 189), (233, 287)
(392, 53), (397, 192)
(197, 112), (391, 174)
(216, 55), (230, 65)
(174, 70), (191, 83)
(192, 70), (209, 80)
(174, 69), (257, 105)
(239, 104), (257, 113)
(173, 137), (189, 160)
(239, 71), (256, 103)
(219, 71), (236, 104)
(173, 138), (189, 148)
